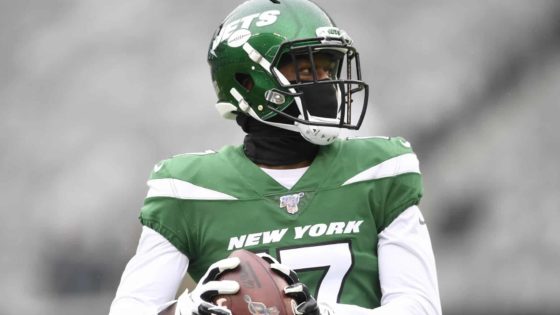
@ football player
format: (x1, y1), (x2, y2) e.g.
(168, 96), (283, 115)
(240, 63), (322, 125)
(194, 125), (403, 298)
(109, 1), (442, 315)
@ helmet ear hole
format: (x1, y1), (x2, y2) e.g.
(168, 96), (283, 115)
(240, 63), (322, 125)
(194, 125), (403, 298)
(235, 73), (254, 91)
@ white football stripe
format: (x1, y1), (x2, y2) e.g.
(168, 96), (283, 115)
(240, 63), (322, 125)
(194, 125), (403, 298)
(146, 178), (237, 200)
(342, 153), (420, 186)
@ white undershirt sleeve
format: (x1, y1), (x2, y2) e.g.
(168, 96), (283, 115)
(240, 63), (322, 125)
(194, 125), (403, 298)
(109, 226), (189, 315)
(330, 205), (442, 315)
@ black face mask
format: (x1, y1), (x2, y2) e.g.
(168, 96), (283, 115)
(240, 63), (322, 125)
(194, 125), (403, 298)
(296, 82), (339, 119)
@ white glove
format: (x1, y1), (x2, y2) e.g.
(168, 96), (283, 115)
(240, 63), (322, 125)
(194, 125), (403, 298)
(175, 257), (240, 315)
(256, 253), (334, 315)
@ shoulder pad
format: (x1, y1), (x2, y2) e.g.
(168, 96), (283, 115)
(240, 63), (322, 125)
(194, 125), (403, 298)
(148, 149), (218, 180)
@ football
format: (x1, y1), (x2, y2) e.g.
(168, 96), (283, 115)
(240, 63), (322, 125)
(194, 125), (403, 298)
(214, 250), (295, 315)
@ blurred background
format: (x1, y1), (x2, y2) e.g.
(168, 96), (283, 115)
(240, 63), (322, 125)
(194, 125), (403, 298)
(1, 0), (559, 314)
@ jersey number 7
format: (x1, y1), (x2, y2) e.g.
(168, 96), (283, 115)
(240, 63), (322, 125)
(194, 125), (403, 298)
(276, 242), (353, 302)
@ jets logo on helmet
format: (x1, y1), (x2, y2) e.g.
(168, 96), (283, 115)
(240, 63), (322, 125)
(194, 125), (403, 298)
(207, 0), (369, 145)
(210, 10), (280, 56)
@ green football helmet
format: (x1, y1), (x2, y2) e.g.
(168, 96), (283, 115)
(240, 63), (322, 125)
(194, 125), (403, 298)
(208, 0), (369, 145)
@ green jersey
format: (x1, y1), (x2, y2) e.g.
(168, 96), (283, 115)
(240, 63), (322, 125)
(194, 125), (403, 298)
(139, 136), (422, 308)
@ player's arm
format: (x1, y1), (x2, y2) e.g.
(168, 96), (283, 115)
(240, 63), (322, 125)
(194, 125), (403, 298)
(329, 205), (442, 315)
(373, 205), (441, 315)
(109, 226), (188, 315)
(110, 226), (241, 315)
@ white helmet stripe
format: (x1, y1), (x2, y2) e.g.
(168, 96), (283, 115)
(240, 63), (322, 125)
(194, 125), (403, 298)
(240, 43), (305, 131)
(243, 43), (272, 71)
(230, 88), (251, 112)
(243, 42), (301, 109)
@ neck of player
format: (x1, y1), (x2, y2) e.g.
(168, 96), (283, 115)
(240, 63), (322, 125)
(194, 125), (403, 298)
(236, 114), (319, 169)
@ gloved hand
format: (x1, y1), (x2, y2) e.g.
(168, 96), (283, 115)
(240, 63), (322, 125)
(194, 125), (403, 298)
(257, 254), (333, 315)
(175, 257), (241, 315)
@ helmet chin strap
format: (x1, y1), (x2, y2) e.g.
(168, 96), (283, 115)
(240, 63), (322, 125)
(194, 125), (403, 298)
(295, 116), (341, 146)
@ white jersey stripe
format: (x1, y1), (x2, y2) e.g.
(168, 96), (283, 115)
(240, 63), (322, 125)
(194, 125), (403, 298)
(342, 153), (420, 186)
(146, 178), (237, 200)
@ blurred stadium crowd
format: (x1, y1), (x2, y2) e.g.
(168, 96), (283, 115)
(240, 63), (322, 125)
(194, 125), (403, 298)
(1, 1), (559, 314)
